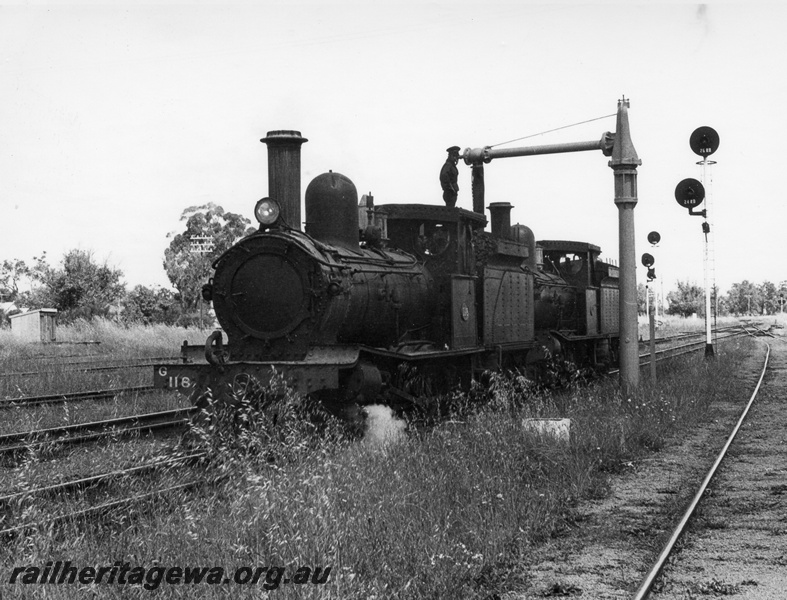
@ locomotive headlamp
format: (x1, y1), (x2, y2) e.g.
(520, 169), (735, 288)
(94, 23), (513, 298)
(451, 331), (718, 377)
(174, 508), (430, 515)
(255, 197), (281, 226)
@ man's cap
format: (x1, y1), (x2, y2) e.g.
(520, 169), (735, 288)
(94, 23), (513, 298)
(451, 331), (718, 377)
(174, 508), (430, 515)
(446, 145), (461, 155)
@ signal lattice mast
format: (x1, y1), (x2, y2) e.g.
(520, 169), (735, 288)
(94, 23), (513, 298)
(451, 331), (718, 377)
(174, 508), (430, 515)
(691, 127), (720, 357)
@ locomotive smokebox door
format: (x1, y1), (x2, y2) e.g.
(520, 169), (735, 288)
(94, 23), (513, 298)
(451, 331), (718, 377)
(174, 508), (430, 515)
(451, 275), (477, 349)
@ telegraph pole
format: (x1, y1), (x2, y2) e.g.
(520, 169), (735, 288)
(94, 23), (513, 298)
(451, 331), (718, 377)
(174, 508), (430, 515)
(189, 235), (215, 328)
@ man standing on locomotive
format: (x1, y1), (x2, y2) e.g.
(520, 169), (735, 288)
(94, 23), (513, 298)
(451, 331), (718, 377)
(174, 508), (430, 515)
(440, 145), (461, 207)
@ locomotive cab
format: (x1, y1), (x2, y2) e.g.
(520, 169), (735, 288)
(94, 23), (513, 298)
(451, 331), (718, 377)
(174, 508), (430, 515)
(376, 204), (486, 275)
(376, 204), (487, 351)
(540, 240), (600, 290)
(536, 240), (620, 363)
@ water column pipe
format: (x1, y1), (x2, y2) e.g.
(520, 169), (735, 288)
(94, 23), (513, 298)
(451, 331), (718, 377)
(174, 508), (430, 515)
(463, 135), (614, 215)
(460, 98), (641, 393)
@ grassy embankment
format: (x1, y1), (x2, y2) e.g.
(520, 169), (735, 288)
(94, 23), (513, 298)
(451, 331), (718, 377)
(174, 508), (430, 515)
(0, 318), (775, 599)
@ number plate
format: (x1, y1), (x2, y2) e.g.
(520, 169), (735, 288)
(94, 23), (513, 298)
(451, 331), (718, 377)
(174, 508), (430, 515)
(154, 365), (199, 392)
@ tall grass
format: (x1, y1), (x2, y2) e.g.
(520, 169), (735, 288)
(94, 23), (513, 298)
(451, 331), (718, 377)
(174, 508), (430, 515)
(0, 319), (203, 449)
(0, 318), (209, 398)
(0, 333), (759, 599)
(0, 317), (210, 360)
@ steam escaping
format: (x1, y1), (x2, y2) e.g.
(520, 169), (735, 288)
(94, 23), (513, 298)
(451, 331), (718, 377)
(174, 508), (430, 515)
(523, 418), (571, 443)
(363, 404), (407, 447)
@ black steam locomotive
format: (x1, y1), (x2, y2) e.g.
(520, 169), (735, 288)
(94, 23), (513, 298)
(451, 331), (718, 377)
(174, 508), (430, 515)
(154, 130), (619, 413)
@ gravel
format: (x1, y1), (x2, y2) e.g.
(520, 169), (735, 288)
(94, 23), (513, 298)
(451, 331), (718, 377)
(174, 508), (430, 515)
(505, 331), (786, 599)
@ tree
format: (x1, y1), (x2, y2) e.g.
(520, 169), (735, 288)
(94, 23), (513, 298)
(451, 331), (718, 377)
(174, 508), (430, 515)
(714, 286), (730, 317)
(163, 203), (255, 312)
(666, 280), (705, 317)
(725, 280), (759, 315)
(27, 250), (125, 322)
(0, 258), (32, 302)
(122, 285), (181, 325)
(759, 281), (779, 315)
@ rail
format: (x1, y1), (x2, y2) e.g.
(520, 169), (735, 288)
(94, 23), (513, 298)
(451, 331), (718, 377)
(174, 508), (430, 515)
(0, 357), (180, 378)
(632, 337), (772, 599)
(0, 385), (155, 409)
(0, 452), (208, 537)
(0, 452), (206, 506)
(0, 407), (197, 457)
(609, 327), (750, 377)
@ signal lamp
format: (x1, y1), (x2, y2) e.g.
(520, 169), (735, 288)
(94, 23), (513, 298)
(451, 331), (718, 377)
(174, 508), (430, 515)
(255, 197), (281, 226)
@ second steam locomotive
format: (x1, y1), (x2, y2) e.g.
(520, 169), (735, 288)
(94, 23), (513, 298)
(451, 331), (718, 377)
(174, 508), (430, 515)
(154, 130), (620, 413)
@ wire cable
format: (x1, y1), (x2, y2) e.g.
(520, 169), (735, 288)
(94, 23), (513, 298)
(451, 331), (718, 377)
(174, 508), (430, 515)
(489, 113), (617, 148)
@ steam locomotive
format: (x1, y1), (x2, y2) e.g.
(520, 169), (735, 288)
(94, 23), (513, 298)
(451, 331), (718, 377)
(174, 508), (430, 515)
(154, 130), (620, 413)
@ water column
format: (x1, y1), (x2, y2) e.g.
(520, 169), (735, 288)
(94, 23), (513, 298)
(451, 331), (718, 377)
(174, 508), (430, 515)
(609, 98), (642, 395)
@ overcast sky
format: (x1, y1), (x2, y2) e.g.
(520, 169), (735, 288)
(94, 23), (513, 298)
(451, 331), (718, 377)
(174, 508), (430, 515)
(2, 1), (785, 295)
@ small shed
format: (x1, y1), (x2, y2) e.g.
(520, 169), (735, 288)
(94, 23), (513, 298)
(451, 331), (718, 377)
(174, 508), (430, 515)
(10, 309), (58, 343)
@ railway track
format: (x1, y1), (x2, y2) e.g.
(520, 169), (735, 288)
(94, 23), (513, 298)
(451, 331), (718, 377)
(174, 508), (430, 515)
(0, 385), (156, 409)
(510, 324), (781, 597)
(637, 324), (743, 349)
(1, 328), (741, 407)
(0, 452), (207, 537)
(0, 356), (179, 379)
(0, 324), (764, 423)
(639, 327), (751, 362)
(0, 356), (180, 407)
(609, 325), (752, 376)
(0, 407), (197, 458)
(633, 333), (773, 599)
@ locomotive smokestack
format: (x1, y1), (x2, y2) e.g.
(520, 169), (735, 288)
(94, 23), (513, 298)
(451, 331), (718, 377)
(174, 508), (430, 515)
(488, 202), (513, 239)
(261, 130), (308, 230)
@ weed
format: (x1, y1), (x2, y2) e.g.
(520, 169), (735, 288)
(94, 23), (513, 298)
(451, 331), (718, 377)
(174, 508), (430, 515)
(0, 323), (760, 599)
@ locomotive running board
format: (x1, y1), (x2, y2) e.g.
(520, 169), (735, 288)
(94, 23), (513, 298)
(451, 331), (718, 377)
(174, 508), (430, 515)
(176, 342), (360, 366)
(549, 330), (614, 343)
(154, 346), (361, 397)
(359, 345), (486, 360)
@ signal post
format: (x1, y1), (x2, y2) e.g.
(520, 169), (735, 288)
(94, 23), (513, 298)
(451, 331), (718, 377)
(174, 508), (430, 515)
(675, 127), (719, 358)
(642, 246), (658, 383)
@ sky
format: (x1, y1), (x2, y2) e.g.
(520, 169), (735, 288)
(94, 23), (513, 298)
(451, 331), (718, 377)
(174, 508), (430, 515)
(2, 1), (786, 296)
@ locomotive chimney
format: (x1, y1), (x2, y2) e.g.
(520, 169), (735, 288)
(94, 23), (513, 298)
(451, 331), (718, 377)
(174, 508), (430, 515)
(488, 202), (513, 239)
(261, 130), (308, 230)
